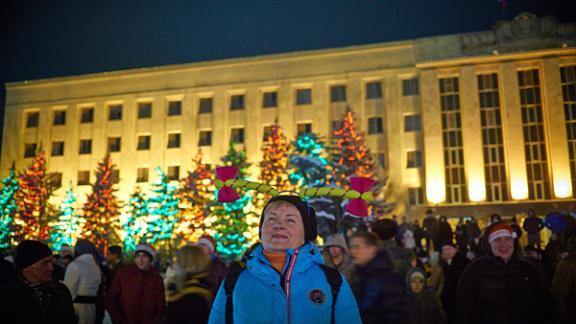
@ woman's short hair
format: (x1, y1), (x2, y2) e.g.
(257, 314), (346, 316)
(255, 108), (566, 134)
(262, 200), (300, 219)
(176, 245), (211, 275)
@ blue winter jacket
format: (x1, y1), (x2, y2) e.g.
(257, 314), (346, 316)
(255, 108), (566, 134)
(208, 243), (362, 324)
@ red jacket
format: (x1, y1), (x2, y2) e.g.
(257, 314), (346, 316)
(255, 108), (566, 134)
(106, 263), (165, 324)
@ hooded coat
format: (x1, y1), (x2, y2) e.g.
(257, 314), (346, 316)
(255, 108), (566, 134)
(454, 229), (554, 324)
(406, 268), (446, 324)
(351, 250), (411, 324)
(208, 243), (361, 324)
(551, 238), (576, 324)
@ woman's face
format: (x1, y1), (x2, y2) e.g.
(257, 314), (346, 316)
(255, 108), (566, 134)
(261, 203), (305, 252)
(410, 276), (424, 294)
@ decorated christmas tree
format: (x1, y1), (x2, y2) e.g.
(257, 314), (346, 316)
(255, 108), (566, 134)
(123, 187), (148, 253)
(50, 185), (83, 251)
(205, 141), (258, 259)
(145, 167), (179, 256)
(0, 164), (19, 249)
(329, 108), (376, 187)
(82, 155), (122, 253)
(259, 122), (292, 191)
(289, 132), (330, 188)
(175, 151), (213, 245)
(14, 149), (58, 241)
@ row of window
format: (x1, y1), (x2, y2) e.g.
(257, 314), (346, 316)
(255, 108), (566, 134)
(23, 115), (424, 158)
(24, 79), (420, 128)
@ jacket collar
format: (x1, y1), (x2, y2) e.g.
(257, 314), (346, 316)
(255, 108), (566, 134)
(246, 243), (323, 281)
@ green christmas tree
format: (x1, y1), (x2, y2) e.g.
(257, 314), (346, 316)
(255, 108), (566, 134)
(206, 141), (258, 259)
(175, 151), (213, 245)
(146, 167), (180, 256)
(82, 155), (122, 253)
(123, 187), (148, 253)
(0, 164), (19, 249)
(50, 185), (83, 251)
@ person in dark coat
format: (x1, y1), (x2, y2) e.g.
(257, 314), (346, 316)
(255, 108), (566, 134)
(509, 216), (523, 241)
(455, 223), (554, 324)
(349, 231), (411, 324)
(105, 245), (125, 284)
(0, 240), (77, 324)
(436, 216), (453, 251)
(165, 245), (212, 324)
(406, 267), (446, 324)
(523, 209), (544, 248)
(413, 219), (425, 255)
(439, 240), (468, 324)
(105, 243), (165, 324)
(422, 210), (438, 252)
(454, 218), (467, 253)
(551, 235), (576, 324)
(465, 218), (481, 253)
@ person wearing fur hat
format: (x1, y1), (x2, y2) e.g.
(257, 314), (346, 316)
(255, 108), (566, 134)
(406, 267), (446, 324)
(208, 195), (361, 323)
(196, 234), (228, 300)
(455, 223), (554, 324)
(106, 243), (165, 324)
(323, 233), (354, 283)
(0, 240), (77, 323)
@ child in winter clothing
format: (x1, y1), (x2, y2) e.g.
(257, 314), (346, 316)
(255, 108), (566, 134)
(407, 268), (446, 324)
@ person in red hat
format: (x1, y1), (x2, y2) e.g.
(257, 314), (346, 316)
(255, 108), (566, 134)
(106, 243), (165, 324)
(196, 234), (228, 300)
(455, 223), (554, 324)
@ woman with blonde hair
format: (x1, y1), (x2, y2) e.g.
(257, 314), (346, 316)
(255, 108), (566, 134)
(165, 245), (212, 324)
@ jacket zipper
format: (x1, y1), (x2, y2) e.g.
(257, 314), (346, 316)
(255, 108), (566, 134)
(284, 249), (299, 324)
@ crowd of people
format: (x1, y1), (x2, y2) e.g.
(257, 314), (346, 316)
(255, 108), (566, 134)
(1, 199), (575, 324)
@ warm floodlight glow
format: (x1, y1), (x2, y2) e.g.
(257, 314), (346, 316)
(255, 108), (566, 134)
(468, 179), (486, 202)
(554, 178), (572, 198)
(426, 177), (446, 204)
(511, 179), (529, 200)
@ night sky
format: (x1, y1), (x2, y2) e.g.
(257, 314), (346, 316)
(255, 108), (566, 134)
(0, 0), (574, 153)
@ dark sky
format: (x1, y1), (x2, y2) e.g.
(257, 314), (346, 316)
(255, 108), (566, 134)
(0, 0), (573, 153)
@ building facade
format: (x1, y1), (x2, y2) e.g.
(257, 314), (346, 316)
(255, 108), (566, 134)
(2, 13), (575, 218)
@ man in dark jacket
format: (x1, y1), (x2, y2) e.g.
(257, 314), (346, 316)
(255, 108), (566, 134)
(106, 243), (165, 324)
(0, 240), (77, 324)
(422, 210), (438, 252)
(551, 235), (576, 324)
(349, 231), (410, 324)
(523, 209), (544, 248)
(455, 223), (554, 324)
(439, 240), (468, 324)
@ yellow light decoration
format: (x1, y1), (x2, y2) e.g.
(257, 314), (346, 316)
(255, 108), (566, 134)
(426, 177), (446, 204)
(511, 178), (529, 200)
(468, 178), (486, 202)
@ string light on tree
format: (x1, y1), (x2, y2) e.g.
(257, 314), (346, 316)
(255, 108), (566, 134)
(50, 185), (83, 251)
(0, 164), (19, 249)
(123, 187), (148, 253)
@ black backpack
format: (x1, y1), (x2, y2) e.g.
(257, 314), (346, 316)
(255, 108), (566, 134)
(223, 264), (342, 324)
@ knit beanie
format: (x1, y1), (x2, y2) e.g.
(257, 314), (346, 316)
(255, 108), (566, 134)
(135, 243), (156, 260)
(259, 195), (317, 243)
(15, 240), (53, 270)
(324, 233), (348, 253)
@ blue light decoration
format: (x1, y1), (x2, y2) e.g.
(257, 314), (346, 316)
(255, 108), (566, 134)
(0, 165), (19, 249)
(289, 133), (329, 188)
(50, 185), (81, 251)
(145, 167), (180, 255)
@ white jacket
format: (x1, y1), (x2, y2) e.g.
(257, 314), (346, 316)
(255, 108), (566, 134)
(63, 253), (102, 299)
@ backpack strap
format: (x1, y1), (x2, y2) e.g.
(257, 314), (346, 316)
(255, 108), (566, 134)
(319, 264), (343, 324)
(224, 267), (245, 324)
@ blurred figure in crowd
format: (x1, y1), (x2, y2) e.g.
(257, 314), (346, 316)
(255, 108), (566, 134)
(406, 267), (446, 324)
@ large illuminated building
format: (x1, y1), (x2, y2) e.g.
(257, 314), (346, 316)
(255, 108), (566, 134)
(2, 13), (575, 218)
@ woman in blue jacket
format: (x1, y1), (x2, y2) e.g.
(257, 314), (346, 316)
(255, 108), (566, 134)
(208, 195), (362, 324)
